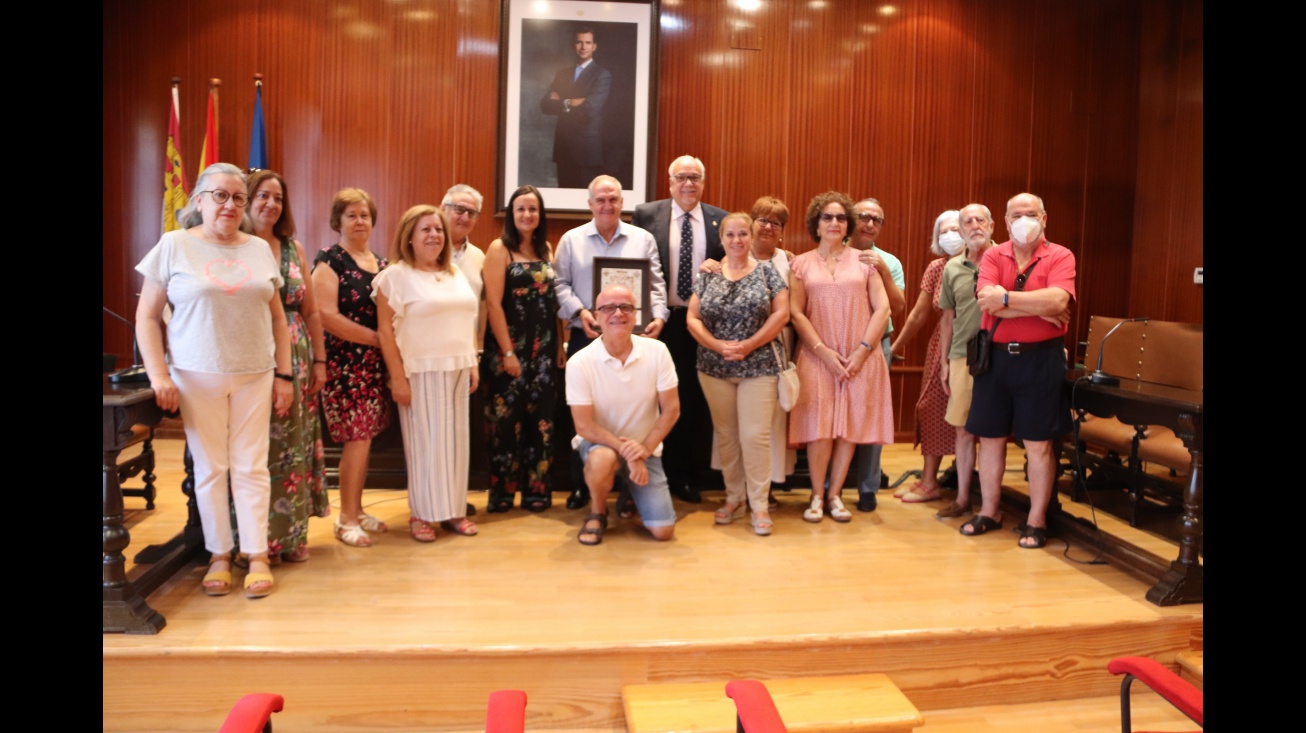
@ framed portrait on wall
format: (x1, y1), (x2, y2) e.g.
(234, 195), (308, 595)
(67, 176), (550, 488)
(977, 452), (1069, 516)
(592, 257), (653, 333)
(497, 0), (659, 214)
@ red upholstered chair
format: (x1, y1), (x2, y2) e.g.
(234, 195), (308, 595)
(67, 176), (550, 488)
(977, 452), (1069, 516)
(725, 679), (788, 733)
(1108, 656), (1202, 733)
(217, 693), (284, 733)
(486, 689), (527, 733)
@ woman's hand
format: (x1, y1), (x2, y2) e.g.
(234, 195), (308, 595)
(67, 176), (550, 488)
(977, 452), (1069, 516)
(815, 343), (851, 379)
(308, 361), (327, 396)
(720, 340), (754, 362)
(390, 374), (412, 406)
(557, 348), (567, 369)
(469, 367), (480, 393)
(501, 351), (522, 378)
(150, 375), (180, 413)
(940, 359), (952, 396)
(846, 346), (870, 378)
(272, 377), (293, 417)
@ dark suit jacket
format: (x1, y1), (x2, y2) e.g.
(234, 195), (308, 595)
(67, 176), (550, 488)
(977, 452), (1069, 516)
(632, 199), (728, 297)
(539, 62), (612, 167)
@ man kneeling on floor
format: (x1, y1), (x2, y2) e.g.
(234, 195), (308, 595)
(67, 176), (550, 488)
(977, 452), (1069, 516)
(566, 285), (681, 545)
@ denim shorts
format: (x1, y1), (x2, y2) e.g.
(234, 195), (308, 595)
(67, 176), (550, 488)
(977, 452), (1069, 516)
(575, 439), (677, 527)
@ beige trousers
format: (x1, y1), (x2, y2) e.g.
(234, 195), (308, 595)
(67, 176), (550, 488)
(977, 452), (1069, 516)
(698, 372), (778, 510)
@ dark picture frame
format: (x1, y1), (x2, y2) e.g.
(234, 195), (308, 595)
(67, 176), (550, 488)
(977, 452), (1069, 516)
(592, 256), (653, 333)
(496, 0), (659, 214)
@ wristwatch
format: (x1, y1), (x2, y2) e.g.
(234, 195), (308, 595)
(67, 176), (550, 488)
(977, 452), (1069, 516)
(1002, 292), (1009, 308)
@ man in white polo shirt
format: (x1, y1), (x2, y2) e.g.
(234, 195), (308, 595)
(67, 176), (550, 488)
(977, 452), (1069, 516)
(566, 285), (680, 545)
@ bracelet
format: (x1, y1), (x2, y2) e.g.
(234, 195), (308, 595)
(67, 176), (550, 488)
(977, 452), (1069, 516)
(860, 340), (874, 351)
(274, 372), (293, 382)
(814, 342), (825, 351)
(313, 358), (326, 364)
(503, 352), (518, 360)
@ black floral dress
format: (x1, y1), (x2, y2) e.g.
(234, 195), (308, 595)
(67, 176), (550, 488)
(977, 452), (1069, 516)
(482, 259), (558, 508)
(313, 244), (391, 442)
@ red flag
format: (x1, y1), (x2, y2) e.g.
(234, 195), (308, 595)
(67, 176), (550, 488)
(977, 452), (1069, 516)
(197, 80), (220, 177)
(163, 82), (189, 233)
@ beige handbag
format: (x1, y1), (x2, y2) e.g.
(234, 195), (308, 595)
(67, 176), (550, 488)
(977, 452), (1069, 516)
(770, 340), (799, 412)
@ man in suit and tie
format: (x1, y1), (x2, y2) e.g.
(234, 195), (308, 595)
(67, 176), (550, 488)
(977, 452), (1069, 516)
(632, 155), (728, 503)
(540, 28), (612, 189)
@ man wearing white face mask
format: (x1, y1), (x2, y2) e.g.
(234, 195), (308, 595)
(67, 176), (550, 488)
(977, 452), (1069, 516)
(934, 203), (997, 519)
(961, 193), (1075, 549)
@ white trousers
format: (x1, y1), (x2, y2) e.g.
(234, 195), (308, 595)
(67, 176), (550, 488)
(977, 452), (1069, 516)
(173, 368), (274, 556)
(398, 369), (470, 522)
(698, 372), (778, 509)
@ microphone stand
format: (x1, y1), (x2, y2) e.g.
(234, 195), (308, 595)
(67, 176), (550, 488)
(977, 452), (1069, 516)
(1088, 317), (1149, 386)
(103, 307), (150, 384)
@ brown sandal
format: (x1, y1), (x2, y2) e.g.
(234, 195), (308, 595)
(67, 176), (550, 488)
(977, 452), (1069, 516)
(578, 512), (608, 546)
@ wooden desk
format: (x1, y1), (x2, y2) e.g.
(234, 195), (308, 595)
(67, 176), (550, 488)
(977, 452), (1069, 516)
(103, 380), (205, 633)
(1060, 369), (1203, 605)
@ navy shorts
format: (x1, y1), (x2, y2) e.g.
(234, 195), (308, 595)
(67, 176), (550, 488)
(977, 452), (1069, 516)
(964, 343), (1071, 442)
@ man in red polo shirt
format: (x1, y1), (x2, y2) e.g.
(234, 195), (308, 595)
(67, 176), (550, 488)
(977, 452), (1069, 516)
(961, 193), (1075, 549)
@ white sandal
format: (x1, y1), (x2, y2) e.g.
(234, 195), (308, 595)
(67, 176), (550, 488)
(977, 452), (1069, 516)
(357, 512), (388, 533)
(334, 518), (372, 547)
(803, 495), (824, 523)
(827, 495), (852, 523)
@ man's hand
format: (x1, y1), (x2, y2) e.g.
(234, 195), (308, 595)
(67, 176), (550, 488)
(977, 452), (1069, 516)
(857, 249), (882, 269)
(643, 317), (665, 338)
(548, 91), (561, 100)
(618, 436), (650, 465)
(699, 258), (722, 275)
(1040, 307), (1071, 327)
(627, 457), (649, 487)
(569, 97), (586, 107)
(977, 285), (1008, 315)
(580, 309), (600, 338)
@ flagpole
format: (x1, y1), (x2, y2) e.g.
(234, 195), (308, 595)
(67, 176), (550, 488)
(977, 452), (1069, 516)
(250, 73), (268, 170)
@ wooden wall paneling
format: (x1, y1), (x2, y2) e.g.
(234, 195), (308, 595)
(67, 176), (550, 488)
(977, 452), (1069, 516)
(446, 0), (502, 249)
(1169, 0), (1203, 324)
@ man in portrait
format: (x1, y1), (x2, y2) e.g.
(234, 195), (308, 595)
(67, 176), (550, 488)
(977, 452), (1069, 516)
(539, 27), (612, 189)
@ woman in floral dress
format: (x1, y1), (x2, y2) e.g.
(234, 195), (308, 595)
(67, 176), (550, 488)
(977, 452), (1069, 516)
(311, 188), (391, 547)
(481, 186), (565, 513)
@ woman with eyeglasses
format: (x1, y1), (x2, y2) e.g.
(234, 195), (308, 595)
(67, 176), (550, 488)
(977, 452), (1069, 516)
(686, 213), (789, 535)
(748, 197), (799, 503)
(886, 211), (962, 506)
(787, 191), (894, 524)
(136, 162), (292, 598)
(311, 188), (391, 547)
(227, 169), (331, 566)
(373, 205), (480, 542)
(481, 186), (566, 513)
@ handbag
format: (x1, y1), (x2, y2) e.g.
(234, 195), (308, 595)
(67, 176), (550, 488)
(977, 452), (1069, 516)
(770, 340), (800, 412)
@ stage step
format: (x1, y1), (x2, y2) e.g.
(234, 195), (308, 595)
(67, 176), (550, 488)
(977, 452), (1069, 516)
(1176, 650), (1203, 690)
(622, 674), (924, 733)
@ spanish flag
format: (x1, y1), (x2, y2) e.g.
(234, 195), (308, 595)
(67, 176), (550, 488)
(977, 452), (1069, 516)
(249, 78), (267, 170)
(197, 81), (219, 178)
(162, 82), (189, 233)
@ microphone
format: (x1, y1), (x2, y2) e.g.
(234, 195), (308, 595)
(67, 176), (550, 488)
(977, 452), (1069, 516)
(103, 306), (149, 384)
(1088, 317), (1149, 386)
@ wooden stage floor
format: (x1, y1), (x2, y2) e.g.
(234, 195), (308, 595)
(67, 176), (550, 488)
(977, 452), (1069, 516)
(104, 439), (1201, 732)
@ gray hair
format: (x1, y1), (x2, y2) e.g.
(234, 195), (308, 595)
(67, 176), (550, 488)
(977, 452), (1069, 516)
(855, 197), (882, 211)
(960, 202), (993, 223)
(179, 162), (253, 232)
(587, 175), (623, 198)
(442, 183), (483, 212)
(667, 155), (705, 178)
(930, 210), (961, 256)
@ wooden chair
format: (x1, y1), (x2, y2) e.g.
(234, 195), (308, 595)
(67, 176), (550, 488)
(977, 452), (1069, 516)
(1108, 656), (1202, 733)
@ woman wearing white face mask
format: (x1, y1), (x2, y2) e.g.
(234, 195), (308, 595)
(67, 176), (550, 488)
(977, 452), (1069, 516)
(886, 210), (962, 503)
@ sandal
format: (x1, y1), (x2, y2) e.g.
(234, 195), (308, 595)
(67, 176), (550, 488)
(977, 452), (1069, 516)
(803, 495), (824, 523)
(578, 512), (608, 545)
(487, 491), (513, 513)
(357, 512), (388, 533)
(826, 495), (852, 523)
(934, 501), (972, 519)
(334, 518), (372, 547)
(523, 495), (551, 513)
(1018, 523), (1049, 549)
(751, 512), (773, 536)
(959, 514), (1003, 536)
(440, 518), (479, 536)
(409, 517), (438, 543)
(892, 482), (918, 499)
(244, 555), (274, 599)
(202, 554), (233, 596)
(902, 486), (943, 503)
(714, 502), (743, 525)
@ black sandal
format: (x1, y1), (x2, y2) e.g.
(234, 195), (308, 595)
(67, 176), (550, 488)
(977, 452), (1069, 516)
(487, 491), (513, 514)
(959, 514), (1003, 536)
(1018, 523), (1048, 549)
(523, 495), (551, 513)
(578, 512), (608, 546)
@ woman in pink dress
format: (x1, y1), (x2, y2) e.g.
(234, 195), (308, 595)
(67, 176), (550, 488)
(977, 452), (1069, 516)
(788, 191), (894, 523)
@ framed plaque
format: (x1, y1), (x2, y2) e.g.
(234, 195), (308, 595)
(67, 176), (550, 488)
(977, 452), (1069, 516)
(592, 256), (653, 333)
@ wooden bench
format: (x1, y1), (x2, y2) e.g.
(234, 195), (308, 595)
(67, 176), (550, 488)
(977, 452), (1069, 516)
(1066, 316), (1202, 526)
(622, 673), (924, 733)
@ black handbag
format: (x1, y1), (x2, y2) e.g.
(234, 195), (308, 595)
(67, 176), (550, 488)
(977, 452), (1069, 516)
(966, 259), (1038, 376)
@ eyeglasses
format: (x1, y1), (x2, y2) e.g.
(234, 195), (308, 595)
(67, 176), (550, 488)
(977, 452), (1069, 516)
(672, 174), (703, 184)
(755, 218), (785, 229)
(856, 213), (885, 225)
(818, 213), (849, 223)
(594, 304), (636, 315)
(444, 203), (480, 218)
(202, 190), (249, 207)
